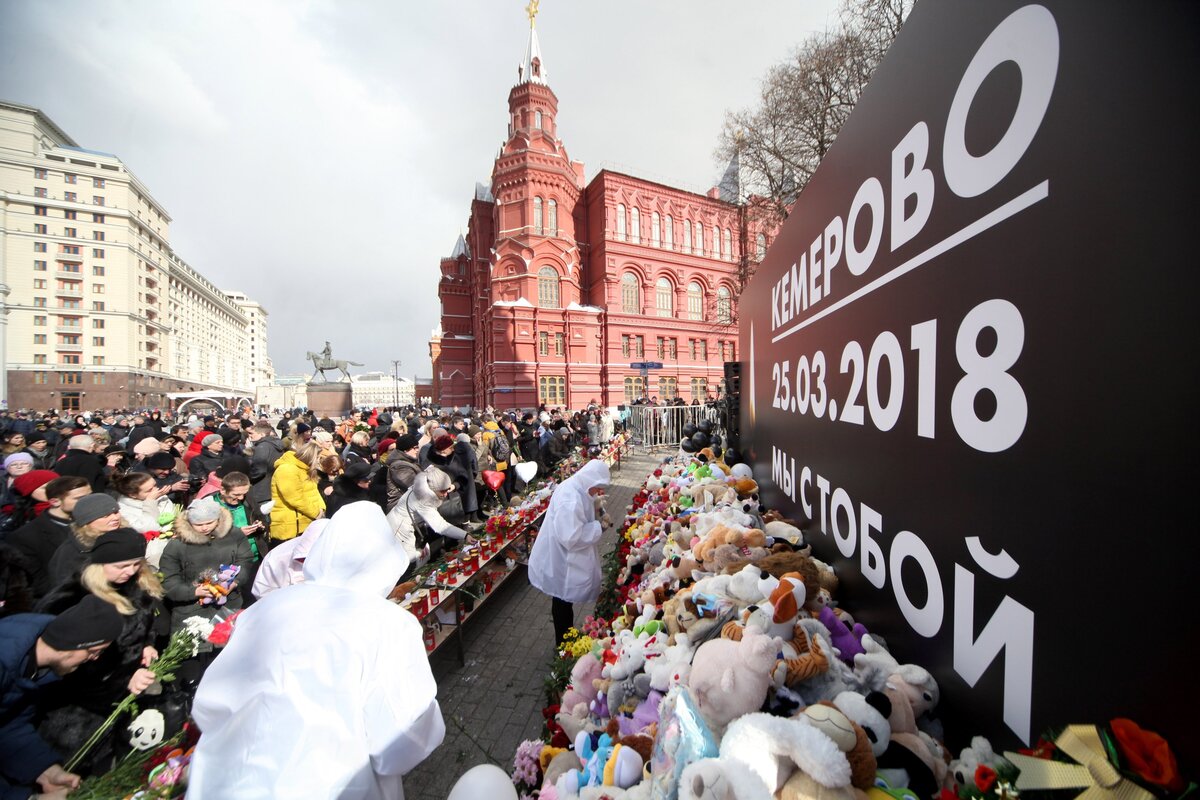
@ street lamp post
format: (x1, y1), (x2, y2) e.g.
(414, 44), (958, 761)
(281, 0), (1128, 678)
(391, 360), (402, 409)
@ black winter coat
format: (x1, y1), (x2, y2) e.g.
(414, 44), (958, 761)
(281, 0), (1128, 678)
(35, 576), (162, 713)
(53, 449), (108, 492)
(6, 512), (72, 600)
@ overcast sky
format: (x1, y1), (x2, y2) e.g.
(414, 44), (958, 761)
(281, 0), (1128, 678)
(0, 0), (839, 379)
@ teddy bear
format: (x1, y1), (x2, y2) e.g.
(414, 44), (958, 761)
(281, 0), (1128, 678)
(646, 632), (695, 693)
(688, 628), (783, 734)
(949, 736), (1010, 792)
(691, 506), (756, 540)
(726, 563), (780, 607)
(711, 528), (771, 573)
(680, 709), (862, 800)
(763, 518), (805, 546)
(877, 729), (951, 799)
(818, 605), (870, 665)
(789, 619), (868, 704)
(852, 638), (940, 738)
(560, 652), (604, 717)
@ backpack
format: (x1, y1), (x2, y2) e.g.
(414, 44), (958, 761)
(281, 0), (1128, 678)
(490, 432), (512, 462)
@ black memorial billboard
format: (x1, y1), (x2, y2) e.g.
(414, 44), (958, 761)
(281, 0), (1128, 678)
(740, 1), (1199, 760)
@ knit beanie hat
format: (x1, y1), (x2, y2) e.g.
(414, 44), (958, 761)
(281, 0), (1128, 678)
(395, 433), (420, 452)
(3, 452), (33, 470)
(201, 434), (222, 448)
(90, 528), (147, 564)
(132, 437), (162, 457)
(433, 434), (456, 452)
(187, 497), (222, 524)
(72, 493), (120, 527)
(42, 595), (124, 650)
(145, 452), (176, 470)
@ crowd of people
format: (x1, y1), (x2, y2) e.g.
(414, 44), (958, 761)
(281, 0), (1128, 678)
(0, 401), (622, 797)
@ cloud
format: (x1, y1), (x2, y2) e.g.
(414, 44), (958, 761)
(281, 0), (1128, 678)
(0, 0), (840, 381)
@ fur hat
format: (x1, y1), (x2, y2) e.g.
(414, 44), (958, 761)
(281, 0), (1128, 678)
(424, 466), (454, 493)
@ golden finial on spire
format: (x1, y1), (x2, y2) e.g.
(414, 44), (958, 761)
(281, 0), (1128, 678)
(525, 0), (540, 28)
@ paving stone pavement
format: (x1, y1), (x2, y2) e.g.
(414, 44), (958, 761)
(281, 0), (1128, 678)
(404, 448), (663, 800)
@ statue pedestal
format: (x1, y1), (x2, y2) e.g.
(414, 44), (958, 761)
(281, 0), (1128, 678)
(306, 382), (354, 417)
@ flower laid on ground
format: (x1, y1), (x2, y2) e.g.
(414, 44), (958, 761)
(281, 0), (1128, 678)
(64, 622), (209, 771)
(511, 738), (544, 795)
(580, 614), (610, 640)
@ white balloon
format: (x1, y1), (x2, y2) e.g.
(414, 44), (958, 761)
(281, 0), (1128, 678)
(448, 764), (518, 800)
(515, 461), (539, 483)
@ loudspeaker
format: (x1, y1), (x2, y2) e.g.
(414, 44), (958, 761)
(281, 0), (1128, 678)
(723, 361), (741, 396)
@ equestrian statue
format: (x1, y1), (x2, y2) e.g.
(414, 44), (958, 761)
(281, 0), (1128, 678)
(307, 341), (362, 383)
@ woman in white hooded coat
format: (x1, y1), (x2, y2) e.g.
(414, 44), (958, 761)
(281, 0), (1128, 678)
(188, 501), (445, 800)
(386, 465), (472, 566)
(527, 458), (610, 644)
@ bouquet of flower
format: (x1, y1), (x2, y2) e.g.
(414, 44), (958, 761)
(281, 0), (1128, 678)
(511, 739), (544, 798)
(64, 619), (210, 772)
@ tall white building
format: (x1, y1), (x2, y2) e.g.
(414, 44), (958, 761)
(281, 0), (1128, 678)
(225, 291), (274, 389)
(350, 371), (414, 408)
(0, 100), (269, 411)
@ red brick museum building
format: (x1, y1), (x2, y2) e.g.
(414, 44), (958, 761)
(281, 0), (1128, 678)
(430, 18), (773, 410)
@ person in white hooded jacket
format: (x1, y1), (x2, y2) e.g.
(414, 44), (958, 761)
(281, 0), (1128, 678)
(188, 501), (445, 800)
(527, 458), (610, 644)
(249, 517), (329, 598)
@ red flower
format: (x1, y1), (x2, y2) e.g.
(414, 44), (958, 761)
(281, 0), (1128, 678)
(1110, 718), (1184, 793)
(143, 530), (161, 542)
(938, 789), (960, 800)
(1017, 737), (1056, 759)
(975, 765), (997, 794)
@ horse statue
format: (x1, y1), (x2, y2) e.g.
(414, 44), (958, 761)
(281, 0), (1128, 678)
(306, 351), (363, 383)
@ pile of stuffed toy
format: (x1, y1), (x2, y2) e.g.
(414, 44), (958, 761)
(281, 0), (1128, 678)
(510, 451), (1188, 800)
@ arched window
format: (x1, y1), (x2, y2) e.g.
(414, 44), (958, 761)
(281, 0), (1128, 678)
(687, 281), (704, 320)
(535, 110), (543, 129)
(695, 223), (703, 256)
(630, 208), (640, 244)
(756, 233), (767, 260)
(664, 215), (674, 250)
(616, 204), (626, 241)
(716, 286), (732, 324)
(713, 225), (721, 259)
(621, 272), (640, 314)
(547, 199), (558, 236)
(655, 277), (673, 317)
(723, 228), (733, 261)
(538, 266), (559, 308)
(533, 196), (543, 235)
(651, 212), (661, 247)
(683, 220), (692, 254)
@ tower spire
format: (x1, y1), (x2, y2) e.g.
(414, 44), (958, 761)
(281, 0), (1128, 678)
(519, 0), (548, 85)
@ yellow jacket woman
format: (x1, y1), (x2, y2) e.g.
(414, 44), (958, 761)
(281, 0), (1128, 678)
(269, 442), (325, 543)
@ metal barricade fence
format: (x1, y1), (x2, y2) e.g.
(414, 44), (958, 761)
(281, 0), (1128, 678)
(627, 403), (724, 451)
